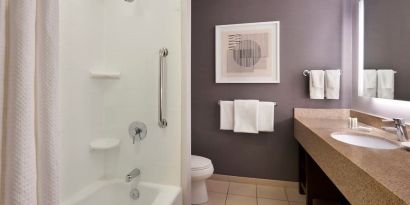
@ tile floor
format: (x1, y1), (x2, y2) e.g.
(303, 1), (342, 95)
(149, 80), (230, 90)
(201, 179), (306, 205)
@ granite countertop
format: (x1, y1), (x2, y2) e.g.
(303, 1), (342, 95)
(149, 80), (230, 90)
(294, 109), (410, 205)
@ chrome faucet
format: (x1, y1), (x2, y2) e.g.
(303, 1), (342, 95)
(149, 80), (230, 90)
(382, 118), (409, 142)
(126, 168), (141, 183)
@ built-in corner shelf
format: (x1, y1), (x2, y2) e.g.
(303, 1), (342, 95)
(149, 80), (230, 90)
(89, 138), (120, 151)
(90, 71), (121, 79)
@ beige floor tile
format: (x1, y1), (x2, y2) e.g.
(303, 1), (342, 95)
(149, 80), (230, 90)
(226, 195), (257, 205)
(200, 192), (226, 205)
(229, 176), (256, 184)
(258, 198), (289, 205)
(210, 174), (230, 182)
(256, 178), (298, 189)
(206, 180), (230, 194)
(285, 188), (306, 202)
(228, 182), (257, 197)
(257, 185), (287, 201)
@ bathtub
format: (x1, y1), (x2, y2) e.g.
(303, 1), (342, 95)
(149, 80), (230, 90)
(62, 179), (182, 205)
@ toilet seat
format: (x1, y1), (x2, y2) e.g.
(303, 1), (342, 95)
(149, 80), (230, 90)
(191, 155), (212, 171)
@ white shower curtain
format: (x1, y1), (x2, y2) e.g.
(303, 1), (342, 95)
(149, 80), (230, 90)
(0, 0), (60, 205)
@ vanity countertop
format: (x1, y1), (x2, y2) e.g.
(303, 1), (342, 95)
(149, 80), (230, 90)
(294, 108), (410, 205)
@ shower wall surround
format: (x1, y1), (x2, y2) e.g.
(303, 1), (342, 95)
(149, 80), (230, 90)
(192, 0), (352, 181)
(60, 0), (106, 198)
(60, 0), (182, 200)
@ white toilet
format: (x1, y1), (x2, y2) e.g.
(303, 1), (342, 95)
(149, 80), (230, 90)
(191, 155), (214, 204)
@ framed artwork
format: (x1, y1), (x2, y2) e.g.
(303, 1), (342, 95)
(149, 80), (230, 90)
(215, 21), (280, 83)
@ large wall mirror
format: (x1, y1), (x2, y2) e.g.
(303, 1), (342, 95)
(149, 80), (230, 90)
(358, 0), (410, 101)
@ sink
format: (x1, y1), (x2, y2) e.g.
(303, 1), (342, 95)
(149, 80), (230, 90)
(331, 132), (399, 150)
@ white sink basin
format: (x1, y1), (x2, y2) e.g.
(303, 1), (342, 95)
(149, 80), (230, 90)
(331, 132), (399, 150)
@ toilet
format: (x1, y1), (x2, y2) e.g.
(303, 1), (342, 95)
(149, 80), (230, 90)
(191, 155), (214, 204)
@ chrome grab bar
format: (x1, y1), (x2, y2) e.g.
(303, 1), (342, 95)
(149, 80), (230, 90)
(158, 48), (168, 128)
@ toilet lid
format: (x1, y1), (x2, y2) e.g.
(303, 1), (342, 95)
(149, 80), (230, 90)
(191, 155), (212, 171)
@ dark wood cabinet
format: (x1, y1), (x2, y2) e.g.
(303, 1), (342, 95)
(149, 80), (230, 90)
(298, 144), (351, 205)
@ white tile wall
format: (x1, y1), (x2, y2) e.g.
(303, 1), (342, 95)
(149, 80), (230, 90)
(60, 0), (182, 200)
(102, 0), (182, 186)
(60, 0), (106, 200)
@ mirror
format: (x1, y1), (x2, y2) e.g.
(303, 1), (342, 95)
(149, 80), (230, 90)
(358, 0), (410, 101)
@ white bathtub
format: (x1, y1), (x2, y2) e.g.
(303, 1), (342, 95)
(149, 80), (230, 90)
(62, 179), (182, 205)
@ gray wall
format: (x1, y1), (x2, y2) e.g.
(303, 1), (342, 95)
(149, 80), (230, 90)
(192, 0), (351, 181)
(364, 0), (410, 101)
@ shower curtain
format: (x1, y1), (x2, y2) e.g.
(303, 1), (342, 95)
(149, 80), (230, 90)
(0, 0), (60, 205)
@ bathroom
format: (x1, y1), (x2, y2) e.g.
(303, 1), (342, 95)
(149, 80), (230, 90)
(0, 0), (409, 205)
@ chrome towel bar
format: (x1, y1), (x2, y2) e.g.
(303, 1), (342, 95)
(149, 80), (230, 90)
(218, 100), (277, 106)
(302, 69), (342, 77)
(303, 69), (397, 77)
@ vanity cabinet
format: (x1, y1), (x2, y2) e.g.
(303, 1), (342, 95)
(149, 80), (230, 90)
(298, 145), (350, 205)
(294, 108), (410, 204)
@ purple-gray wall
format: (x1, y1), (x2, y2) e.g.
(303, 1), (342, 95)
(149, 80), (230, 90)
(192, 0), (351, 181)
(364, 0), (410, 101)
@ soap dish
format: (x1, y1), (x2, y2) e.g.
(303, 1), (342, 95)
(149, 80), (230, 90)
(89, 138), (120, 151)
(400, 142), (410, 151)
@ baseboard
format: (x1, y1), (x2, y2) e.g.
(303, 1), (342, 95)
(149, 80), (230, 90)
(209, 174), (298, 188)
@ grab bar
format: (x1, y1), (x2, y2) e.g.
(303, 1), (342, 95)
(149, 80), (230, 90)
(158, 48), (168, 128)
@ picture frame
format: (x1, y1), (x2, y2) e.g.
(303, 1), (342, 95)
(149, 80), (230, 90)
(215, 21), (280, 83)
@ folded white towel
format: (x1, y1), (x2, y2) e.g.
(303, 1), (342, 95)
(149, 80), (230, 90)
(325, 70), (340, 99)
(363, 70), (377, 97)
(234, 100), (259, 134)
(220, 101), (234, 130)
(258, 101), (275, 132)
(377, 69), (394, 99)
(309, 70), (325, 99)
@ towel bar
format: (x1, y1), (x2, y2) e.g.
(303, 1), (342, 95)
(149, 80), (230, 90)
(303, 69), (342, 77)
(218, 100), (277, 106)
(360, 69), (397, 73)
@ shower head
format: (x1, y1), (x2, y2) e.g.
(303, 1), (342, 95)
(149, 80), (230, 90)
(124, 0), (134, 2)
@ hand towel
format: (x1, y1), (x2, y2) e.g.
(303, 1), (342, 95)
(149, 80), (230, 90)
(363, 70), (377, 97)
(309, 70), (325, 99)
(377, 69), (395, 99)
(258, 101), (275, 132)
(234, 100), (259, 134)
(220, 101), (234, 130)
(325, 70), (341, 99)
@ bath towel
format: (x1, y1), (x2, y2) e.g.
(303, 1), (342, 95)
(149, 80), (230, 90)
(258, 101), (275, 132)
(377, 69), (395, 99)
(325, 70), (341, 99)
(363, 70), (377, 97)
(233, 100), (259, 134)
(309, 70), (325, 99)
(220, 101), (234, 130)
